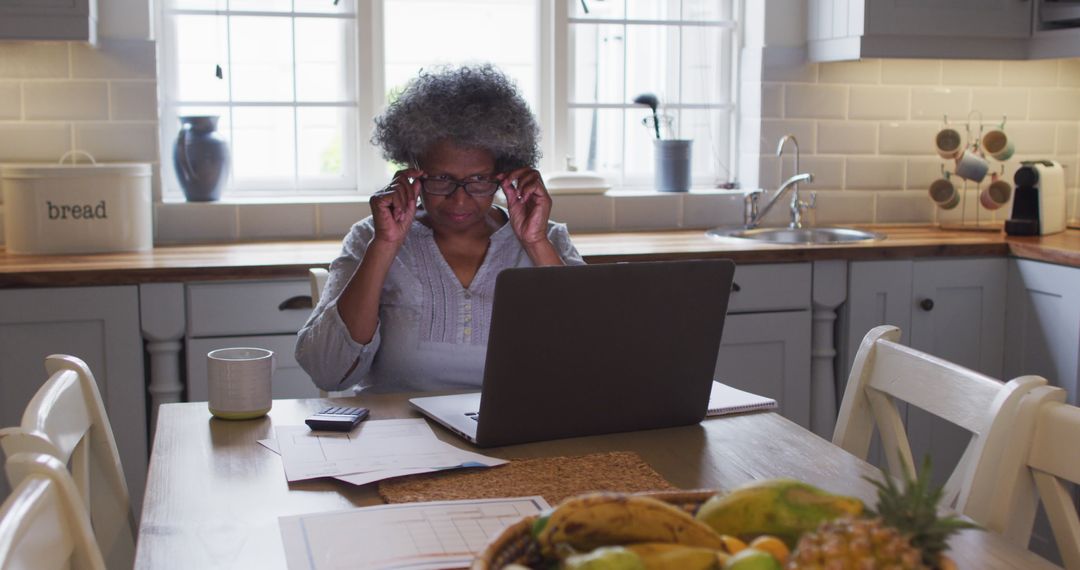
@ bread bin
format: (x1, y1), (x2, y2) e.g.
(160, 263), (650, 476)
(2, 158), (152, 254)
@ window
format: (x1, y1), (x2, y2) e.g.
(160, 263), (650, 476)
(158, 0), (737, 199)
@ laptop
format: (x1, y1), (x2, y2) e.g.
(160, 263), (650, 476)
(410, 259), (736, 447)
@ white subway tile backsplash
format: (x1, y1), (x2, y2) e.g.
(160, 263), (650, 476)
(910, 87), (971, 120)
(0, 43), (68, 78)
(23, 81), (108, 120)
(155, 202), (237, 243)
(551, 194), (614, 232)
(845, 157), (905, 190)
(239, 204), (317, 240)
(762, 62), (818, 84)
(1060, 59), (1080, 87)
(808, 191), (875, 224)
(1029, 89), (1080, 121)
(682, 192), (744, 229)
(906, 158), (946, 192)
(1004, 123), (1058, 155)
(0, 83), (20, 119)
(761, 83), (783, 118)
(110, 81), (158, 120)
(612, 193), (681, 230)
(848, 86), (907, 120)
(71, 40), (156, 80)
(879, 122), (938, 155)
(760, 120), (816, 154)
(819, 60), (880, 85)
(882, 60), (941, 86)
(817, 121), (876, 154)
(875, 192), (934, 223)
(0, 124), (70, 161)
(784, 84), (847, 119)
(758, 155), (781, 191)
(782, 155), (844, 190)
(1059, 124), (1080, 155)
(74, 123), (158, 161)
(941, 60), (1001, 86)
(971, 88), (1028, 121)
(1002, 60), (1058, 87)
(317, 202), (371, 239)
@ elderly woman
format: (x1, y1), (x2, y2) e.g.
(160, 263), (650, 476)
(296, 64), (585, 393)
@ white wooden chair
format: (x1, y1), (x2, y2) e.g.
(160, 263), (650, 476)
(833, 325), (1047, 513)
(0, 453), (106, 570)
(966, 384), (1080, 569)
(0, 355), (135, 570)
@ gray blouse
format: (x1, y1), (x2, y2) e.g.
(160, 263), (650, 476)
(295, 213), (585, 393)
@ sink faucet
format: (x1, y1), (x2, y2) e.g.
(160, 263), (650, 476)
(744, 135), (816, 229)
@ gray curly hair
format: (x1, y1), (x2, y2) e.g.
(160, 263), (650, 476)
(371, 64), (541, 171)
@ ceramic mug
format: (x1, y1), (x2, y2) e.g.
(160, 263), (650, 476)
(981, 128), (1014, 161)
(954, 149), (989, 183)
(980, 174), (1012, 210)
(207, 347), (274, 420)
(934, 128), (964, 159)
(929, 176), (960, 210)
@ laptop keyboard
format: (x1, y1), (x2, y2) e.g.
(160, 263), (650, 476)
(465, 412), (479, 421)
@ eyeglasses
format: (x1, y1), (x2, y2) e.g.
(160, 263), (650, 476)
(418, 176), (500, 197)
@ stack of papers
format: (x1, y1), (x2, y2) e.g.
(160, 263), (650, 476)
(259, 418), (506, 485)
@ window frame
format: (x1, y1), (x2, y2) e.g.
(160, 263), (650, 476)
(156, 0), (739, 200)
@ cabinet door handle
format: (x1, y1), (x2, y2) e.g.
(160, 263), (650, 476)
(731, 282), (741, 292)
(279, 295), (314, 311)
(919, 298), (934, 311)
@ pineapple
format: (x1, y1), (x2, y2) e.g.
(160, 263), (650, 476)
(787, 457), (978, 570)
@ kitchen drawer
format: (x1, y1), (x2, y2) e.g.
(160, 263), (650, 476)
(186, 335), (320, 402)
(727, 263), (812, 313)
(187, 279), (312, 337)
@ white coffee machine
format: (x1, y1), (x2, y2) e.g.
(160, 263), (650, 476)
(1005, 160), (1067, 236)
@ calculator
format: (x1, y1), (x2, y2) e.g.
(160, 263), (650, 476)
(305, 406), (369, 432)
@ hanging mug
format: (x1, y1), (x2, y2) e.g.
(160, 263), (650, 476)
(954, 149), (989, 183)
(980, 172), (1012, 210)
(934, 128), (964, 159)
(981, 128), (1014, 161)
(929, 173), (959, 210)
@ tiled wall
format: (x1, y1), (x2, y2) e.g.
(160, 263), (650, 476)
(746, 57), (1080, 227)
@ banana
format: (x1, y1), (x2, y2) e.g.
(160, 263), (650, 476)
(623, 542), (726, 570)
(536, 493), (725, 558)
(694, 479), (864, 545)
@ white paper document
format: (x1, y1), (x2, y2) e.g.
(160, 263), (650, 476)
(280, 496), (550, 570)
(707, 381), (778, 417)
(270, 419), (505, 483)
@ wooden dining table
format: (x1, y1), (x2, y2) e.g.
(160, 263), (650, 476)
(134, 394), (1058, 569)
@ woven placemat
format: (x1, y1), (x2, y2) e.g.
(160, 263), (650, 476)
(378, 451), (677, 505)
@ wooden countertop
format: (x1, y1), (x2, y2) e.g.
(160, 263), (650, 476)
(2, 225), (1079, 287)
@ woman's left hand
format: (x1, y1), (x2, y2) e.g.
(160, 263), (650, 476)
(499, 168), (553, 246)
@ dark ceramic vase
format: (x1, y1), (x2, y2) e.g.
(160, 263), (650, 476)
(174, 115), (230, 202)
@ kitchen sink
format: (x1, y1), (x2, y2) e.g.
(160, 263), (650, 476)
(707, 227), (885, 244)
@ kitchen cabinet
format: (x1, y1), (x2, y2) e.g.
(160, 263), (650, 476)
(842, 257), (1007, 488)
(184, 279), (320, 402)
(0, 0), (97, 44)
(715, 263), (813, 429)
(0, 286), (145, 515)
(807, 0), (1032, 61)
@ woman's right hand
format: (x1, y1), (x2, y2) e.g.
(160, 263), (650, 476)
(369, 169), (422, 246)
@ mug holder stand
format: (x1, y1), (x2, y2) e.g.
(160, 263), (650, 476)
(937, 111), (1008, 232)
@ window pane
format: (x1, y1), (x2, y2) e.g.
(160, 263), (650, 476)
(297, 107), (354, 183)
(174, 15), (229, 102)
(571, 23), (624, 104)
(682, 0), (726, 21)
(385, 0), (538, 111)
(296, 18), (351, 102)
(680, 26), (723, 104)
(624, 109), (656, 182)
(295, 0), (355, 13)
(165, 0), (218, 9)
(625, 24), (679, 105)
(572, 0), (624, 19)
(229, 0), (291, 12)
(681, 108), (732, 182)
(572, 108), (623, 175)
(231, 107), (296, 182)
(230, 16), (294, 102)
(627, 0), (680, 20)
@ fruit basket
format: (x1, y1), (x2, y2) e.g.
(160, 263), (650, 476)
(473, 490), (715, 569)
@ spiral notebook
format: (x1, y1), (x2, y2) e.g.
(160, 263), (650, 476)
(706, 381), (778, 417)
